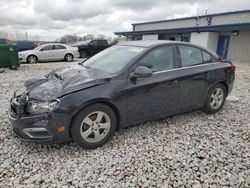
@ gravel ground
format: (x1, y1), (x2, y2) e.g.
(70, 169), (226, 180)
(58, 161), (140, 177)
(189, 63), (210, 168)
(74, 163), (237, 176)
(0, 61), (249, 188)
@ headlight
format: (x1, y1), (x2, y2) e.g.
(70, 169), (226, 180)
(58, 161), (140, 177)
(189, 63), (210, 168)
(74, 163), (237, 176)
(27, 100), (59, 114)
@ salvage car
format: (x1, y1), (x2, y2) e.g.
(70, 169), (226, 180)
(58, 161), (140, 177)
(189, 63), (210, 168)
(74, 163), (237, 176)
(18, 43), (79, 63)
(9, 40), (235, 149)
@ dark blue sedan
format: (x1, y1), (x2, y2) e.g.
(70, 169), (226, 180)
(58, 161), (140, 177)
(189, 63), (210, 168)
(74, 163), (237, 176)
(9, 40), (235, 149)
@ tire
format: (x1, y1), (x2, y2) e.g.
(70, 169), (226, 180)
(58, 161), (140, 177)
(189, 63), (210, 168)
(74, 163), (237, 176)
(65, 54), (74, 62)
(27, 55), (38, 64)
(71, 104), (117, 149)
(203, 83), (227, 114)
(80, 50), (87, 58)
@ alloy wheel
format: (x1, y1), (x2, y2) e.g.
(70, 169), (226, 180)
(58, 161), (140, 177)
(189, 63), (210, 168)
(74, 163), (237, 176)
(210, 88), (224, 110)
(28, 56), (37, 64)
(66, 54), (73, 62)
(80, 111), (111, 143)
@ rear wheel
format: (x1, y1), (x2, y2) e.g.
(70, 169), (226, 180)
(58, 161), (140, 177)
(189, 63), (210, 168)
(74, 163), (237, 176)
(65, 54), (74, 62)
(203, 83), (227, 114)
(71, 104), (117, 149)
(27, 55), (38, 64)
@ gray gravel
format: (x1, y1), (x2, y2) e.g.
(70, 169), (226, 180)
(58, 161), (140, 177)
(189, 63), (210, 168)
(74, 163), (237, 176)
(0, 61), (249, 188)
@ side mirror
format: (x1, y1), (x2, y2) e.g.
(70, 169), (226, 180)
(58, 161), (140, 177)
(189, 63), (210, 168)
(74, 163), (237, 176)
(131, 66), (153, 79)
(40, 49), (44, 51)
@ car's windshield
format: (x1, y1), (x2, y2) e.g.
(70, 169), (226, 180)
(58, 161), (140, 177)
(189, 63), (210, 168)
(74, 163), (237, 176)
(83, 45), (145, 74)
(33, 44), (46, 50)
(77, 40), (91, 45)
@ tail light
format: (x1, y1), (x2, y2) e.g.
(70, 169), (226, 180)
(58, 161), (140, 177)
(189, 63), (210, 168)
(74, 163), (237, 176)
(231, 64), (236, 72)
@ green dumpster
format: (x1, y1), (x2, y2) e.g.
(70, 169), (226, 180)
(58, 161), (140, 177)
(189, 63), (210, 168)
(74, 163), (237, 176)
(0, 44), (20, 69)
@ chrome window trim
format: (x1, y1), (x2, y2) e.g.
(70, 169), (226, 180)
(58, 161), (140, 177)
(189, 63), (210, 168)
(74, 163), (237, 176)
(153, 62), (220, 75)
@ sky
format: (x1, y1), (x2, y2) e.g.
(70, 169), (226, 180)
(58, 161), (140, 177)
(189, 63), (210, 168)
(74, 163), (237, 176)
(1, 0), (250, 41)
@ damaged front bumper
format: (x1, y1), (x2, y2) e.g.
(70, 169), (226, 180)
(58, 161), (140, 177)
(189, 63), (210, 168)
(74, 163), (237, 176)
(8, 94), (72, 144)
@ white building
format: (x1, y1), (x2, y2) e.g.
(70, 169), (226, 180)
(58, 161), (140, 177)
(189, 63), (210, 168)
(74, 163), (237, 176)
(115, 10), (250, 62)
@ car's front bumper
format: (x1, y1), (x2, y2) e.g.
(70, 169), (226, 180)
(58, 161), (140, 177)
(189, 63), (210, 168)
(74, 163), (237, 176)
(8, 97), (72, 144)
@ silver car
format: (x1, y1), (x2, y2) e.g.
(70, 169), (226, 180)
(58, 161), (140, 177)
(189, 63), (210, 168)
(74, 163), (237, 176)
(18, 43), (80, 64)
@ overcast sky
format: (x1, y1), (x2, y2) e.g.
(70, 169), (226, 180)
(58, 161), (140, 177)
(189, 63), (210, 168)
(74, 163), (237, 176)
(1, 0), (250, 41)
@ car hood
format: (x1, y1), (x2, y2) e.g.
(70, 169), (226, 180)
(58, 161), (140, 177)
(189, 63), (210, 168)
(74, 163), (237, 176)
(25, 64), (112, 101)
(19, 50), (36, 55)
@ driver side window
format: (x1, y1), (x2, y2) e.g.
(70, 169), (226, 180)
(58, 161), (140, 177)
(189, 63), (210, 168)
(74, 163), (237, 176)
(89, 40), (98, 46)
(138, 45), (174, 72)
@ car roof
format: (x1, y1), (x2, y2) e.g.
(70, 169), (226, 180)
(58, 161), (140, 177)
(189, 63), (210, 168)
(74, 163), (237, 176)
(117, 40), (181, 48)
(116, 40), (219, 58)
(42, 43), (66, 46)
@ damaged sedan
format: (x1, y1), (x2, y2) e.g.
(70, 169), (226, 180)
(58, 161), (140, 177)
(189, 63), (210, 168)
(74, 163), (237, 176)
(8, 40), (235, 149)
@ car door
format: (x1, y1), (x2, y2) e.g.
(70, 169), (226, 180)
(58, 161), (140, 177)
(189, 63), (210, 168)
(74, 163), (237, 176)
(53, 45), (67, 60)
(98, 40), (108, 51)
(175, 44), (213, 110)
(88, 40), (99, 55)
(126, 45), (182, 124)
(37, 45), (54, 61)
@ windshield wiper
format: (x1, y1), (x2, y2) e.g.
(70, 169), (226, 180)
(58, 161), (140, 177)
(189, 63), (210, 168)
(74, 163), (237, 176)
(78, 58), (89, 67)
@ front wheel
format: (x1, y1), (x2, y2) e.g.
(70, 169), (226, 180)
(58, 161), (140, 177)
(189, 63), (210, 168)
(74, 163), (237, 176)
(203, 83), (227, 114)
(27, 55), (38, 64)
(71, 104), (117, 149)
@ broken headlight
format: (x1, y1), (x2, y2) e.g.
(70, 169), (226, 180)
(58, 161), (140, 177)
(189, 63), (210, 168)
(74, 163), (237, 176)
(27, 100), (59, 114)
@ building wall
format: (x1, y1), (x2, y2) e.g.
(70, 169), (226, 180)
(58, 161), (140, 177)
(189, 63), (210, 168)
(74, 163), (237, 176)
(142, 34), (158, 40)
(206, 32), (219, 52)
(135, 19), (197, 31)
(190, 32), (218, 52)
(219, 30), (250, 62)
(190, 32), (210, 47)
(191, 30), (250, 62)
(134, 12), (250, 32)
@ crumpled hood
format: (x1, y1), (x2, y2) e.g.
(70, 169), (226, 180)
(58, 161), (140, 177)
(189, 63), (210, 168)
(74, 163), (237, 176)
(25, 64), (112, 101)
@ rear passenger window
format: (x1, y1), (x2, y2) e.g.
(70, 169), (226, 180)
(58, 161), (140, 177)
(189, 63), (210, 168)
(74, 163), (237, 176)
(55, 45), (66, 50)
(179, 45), (203, 67)
(138, 45), (174, 72)
(202, 51), (212, 63)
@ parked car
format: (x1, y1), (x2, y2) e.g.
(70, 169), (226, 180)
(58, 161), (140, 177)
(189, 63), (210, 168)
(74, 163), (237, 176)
(0, 38), (12, 44)
(9, 40), (235, 149)
(18, 43), (80, 63)
(72, 39), (110, 58)
(14, 41), (38, 52)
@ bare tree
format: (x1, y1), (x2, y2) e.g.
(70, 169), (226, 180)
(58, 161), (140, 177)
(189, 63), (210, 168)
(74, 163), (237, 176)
(97, 34), (105, 39)
(0, 26), (40, 41)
